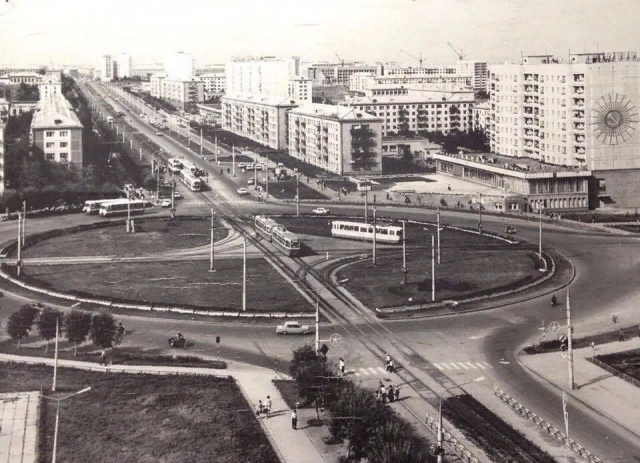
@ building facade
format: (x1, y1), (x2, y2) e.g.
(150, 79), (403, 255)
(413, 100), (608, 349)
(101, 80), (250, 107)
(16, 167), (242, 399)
(288, 76), (312, 101)
(200, 73), (226, 93)
(99, 55), (115, 81)
(472, 101), (491, 131)
(30, 94), (83, 169)
(343, 90), (474, 136)
(161, 78), (204, 106)
(165, 52), (195, 81)
(131, 63), (164, 78)
(349, 73), (472, 94)
(288, 104), (383, 175)
(38, 70), (62, 99)
(226, 57), (300, 97)
(150, 74), (165, 98)
(457, 60), (489, 92)
(0, 73), (44, 85)
(118, 53), (133, 78)
(308, 63), (377, 85)
(221, 94), (298, 150)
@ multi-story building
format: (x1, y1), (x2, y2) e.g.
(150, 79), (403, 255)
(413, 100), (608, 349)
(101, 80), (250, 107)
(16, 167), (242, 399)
(0, 73), (44, 85)
(99, 55), (115, 81)
(472, 101), (491, 131)
(226, 57), (301, 97)
(288, 76), (311, 101)
(196, 63), (225, 76)
(150, 74), (165, 98)
(457, 60), (489, 92)
(349, 73), (472, 93)
(288, 103), (383, 175)
(117, 53), (133, 78)
(38, 70), (62, 100)
(343, 90), (474, 136)
(131, 63), (164, 78)
(0, 119), (5, 194)
(308, 63), (377, 85)
(221, 93), (298, 150)
(0, 66), (42, 76)
(30, 93), (83, 169)
(161, 78), (204, 107)
(165, 52), (195, 81)
(200, 72), (226, 94)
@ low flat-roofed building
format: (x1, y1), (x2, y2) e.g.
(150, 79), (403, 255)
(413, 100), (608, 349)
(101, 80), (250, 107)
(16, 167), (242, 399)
(382, 136), (441, 159)
(30, 94), (83, 170)
(288, 103), (383, 176)
(221, 93), (299, 150)
(434, 151), (591, 211)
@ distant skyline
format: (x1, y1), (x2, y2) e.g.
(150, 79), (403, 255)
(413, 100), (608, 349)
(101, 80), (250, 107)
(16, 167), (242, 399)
(1, 0), (639, 67)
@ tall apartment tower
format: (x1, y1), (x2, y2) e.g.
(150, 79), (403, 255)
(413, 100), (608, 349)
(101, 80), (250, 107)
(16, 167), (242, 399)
(99, 55), (116, 81)
(225, 57), (308, 99)
(118, 53), (133, 78)
(165, 52), (195, 81)
(489, 52), (640, 171)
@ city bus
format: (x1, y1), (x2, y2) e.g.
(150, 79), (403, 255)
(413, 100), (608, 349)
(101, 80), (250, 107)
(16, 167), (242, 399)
(98, 199), (147, 217)
(83, 198), (123, 215)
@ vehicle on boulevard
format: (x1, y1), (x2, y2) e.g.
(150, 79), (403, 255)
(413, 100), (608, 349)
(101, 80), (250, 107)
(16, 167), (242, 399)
(179, 170), (202, 192)
(312, 207), (330, 215)
(255, 164), (264, 171)
(276, 321), (311, 335)
(181, 160), (205, 178)
(173, 192), (183, 199)
(156, 132), (163, 136)
(161, 199), (172, 208)
(237, 162), (246, 169)
(272, 226), (301, 257)
(237, 187), (249, 195)
(167, 158), (183, 174)
(247, 178), (255, 185)
(505, 226), (517, 234)
(99, 199), (146, 217)
(243, 163), (256, 171)
(255, 215), (280, 242)
(168, 335), (188, 348)
(83, 198), (123, 214)
(331, 220), (402, 244)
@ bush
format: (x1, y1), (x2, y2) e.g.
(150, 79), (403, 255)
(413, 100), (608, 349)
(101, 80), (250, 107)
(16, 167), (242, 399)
(36, 307), (63, 352)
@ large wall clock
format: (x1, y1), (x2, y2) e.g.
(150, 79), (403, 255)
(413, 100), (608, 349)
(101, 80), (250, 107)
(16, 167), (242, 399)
(591, 93), (638, 145)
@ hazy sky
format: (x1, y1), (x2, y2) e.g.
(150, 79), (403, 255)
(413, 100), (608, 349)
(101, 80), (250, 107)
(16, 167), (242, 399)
(1, 0), (639, 67)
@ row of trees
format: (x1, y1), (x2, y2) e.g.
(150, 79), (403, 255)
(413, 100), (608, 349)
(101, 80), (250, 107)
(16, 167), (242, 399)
(6, 305), (122, 354)
(290, 345), (434, 462)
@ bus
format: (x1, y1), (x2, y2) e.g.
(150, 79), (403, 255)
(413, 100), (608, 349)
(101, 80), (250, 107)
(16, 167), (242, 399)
(167, 158), (183, 174)
(331, 220), (403, 244)
(254, 215), (280, 242)
(83, 198), (123, 215)
(98, 199), (147, 217)
(272, 226), (301, 257)
(179, 170), (202, 191)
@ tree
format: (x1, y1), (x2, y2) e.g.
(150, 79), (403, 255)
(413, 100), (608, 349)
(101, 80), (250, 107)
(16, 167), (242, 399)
(367, 420), (432, 463)
(90, 312), (117, 349)
(350, 125), (379, 171)
(400, 145), (413, 166)
(6, 305), (39, 348)
(15, 83), (39, 102)
(36, 307), (63, 353)
(65, 310), (92, 356)
(290, 344), (339, 418)
(397, 107), (411, 136)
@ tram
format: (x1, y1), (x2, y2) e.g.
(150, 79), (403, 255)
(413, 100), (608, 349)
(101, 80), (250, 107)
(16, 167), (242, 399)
(331, 220), (402, 244)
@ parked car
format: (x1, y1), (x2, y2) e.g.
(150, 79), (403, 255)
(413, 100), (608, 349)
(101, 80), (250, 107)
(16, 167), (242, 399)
(255, 164), (264, 171)
(312, 207), (330, 215)
(161, 199), (172, 208)
(173, 192), (183, 199)
(139, 113), (145, 118)
(237, 188), (249, 195)
(247, 178), (255, 185)
(156, 132), (163, 136)
(276, 321), (311, 335)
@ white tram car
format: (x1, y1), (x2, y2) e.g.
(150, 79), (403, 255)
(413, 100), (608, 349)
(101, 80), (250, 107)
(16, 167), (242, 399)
(272, 226), (301, 257)
(179, 170), (202, 191)
(254, 215), (280, 242)
(331, 220), (403, 244)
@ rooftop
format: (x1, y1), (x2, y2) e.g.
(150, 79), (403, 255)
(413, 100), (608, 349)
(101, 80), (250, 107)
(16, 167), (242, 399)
(343, 90), (474, 105)
(291, 103), (382, 122)
(222, 93), (299, 107)
(31, 94), (83, 130)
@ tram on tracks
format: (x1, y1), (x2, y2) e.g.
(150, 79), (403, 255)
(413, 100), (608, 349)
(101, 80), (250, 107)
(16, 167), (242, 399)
(331, 220), (403, 244)
(179, 170), (202, 191)
(254, 215), (280, 242)
(271, 226), (301, 257)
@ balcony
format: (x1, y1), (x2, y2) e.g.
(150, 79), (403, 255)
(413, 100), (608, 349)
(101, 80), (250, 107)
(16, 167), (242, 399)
(574, 74), (585, 83)
(575, 134), (586, 143)
(573, 110), (585, 119)
(574, 122), (585, 130)
(573, 86), (585, 95)
(573, 98), (585, 106)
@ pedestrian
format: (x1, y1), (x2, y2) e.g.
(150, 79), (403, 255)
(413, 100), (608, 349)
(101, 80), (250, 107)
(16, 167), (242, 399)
(99, 349), (107, 366)
(265, 396), (272, 415)
(291, 409), (298, 430)
(257, 400), (264, 418)
(395, 386), (400, 402)
(387, 359), (395, 373)
(339, 357), (345, 375)
(619, 328), (625, 342)
(380, 384), (387, 404)
(388, 385), (394, 403)
(385, 353), (391, 367)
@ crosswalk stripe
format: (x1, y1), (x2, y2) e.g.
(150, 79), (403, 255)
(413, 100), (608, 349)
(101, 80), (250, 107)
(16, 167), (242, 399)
(483, 362), (492, 369)
(440, 363), (452, 370)
(465, 362), (477, 369)
(475, 362), (487, 370)
(359, 368), (370, 376)
(458, 363), (470, 370)
(434, 363), (443, 370)
(449, 363), (461, 370)
(377, 367), (387, 375)
(368, 368), (378, 375)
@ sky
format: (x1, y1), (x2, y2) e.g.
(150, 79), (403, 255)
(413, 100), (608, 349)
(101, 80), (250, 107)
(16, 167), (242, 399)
(1, 0), (639, 67)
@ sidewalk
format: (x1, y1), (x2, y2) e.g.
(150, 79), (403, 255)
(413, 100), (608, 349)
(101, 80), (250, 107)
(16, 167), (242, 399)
(519, 337), (640, 439)
(0, 353), (327, 463)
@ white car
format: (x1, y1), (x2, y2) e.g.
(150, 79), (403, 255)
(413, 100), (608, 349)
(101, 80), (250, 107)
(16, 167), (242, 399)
(237, 162), (246, 169)
(237, 188), (249, 195)
(160, 199), (172, 208)
(312, 207), (330, 215)
(276, 321), (311, 335)
(139, 113), (145, 118)
(156, 132), (163, 136)
(247, 178), (255, 185)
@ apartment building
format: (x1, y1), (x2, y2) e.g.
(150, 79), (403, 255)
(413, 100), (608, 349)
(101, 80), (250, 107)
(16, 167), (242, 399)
(221, 93), (298, 150)
(165, 52), (195, 81)
(131, 63), (164, 78)
(343, 90), (474, 136)
(288, 76), (312, 101)
(196, 63), (225, 76)
(118, 53), (133, 78)
(226, 57), (302, 97)
(473, 101), (491, 131)
(38, 70), (62, 99)
(150, 74), (164, 98)
(200, 73), (226, 94)
(308, 63), (376, 85)
(288, 104), (383, 175)
(457, 60), (489, 92)
(30, 93), (83, 169)
(350, 73), (472, 94)
(0, 72), (43, 85)
(99, 55), (116, 81)
(161, 78), (204, 107)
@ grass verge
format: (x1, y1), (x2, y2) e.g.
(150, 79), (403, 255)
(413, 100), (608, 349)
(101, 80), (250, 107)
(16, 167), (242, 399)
(523, 324), (640, 355)
(593, 348), (640, 382)
(1, 362), (279, 463)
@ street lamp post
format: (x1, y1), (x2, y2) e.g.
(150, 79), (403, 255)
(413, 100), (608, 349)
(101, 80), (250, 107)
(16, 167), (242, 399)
(372, 195), (377, 266)
(431, 234), (435, 301)
(209, 208), (216, 272)
(401, 221), (407, 285)
(242, 237), (247, 311)
(437, 377), (484, 463)
(295, 169), (300, 217)
(42, 387), (92, 463)
(478, 193), (483, 235)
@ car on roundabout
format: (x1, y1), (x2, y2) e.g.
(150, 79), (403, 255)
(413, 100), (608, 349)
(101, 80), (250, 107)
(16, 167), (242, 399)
(276, 321), (311, 335)
(312, 207), (330, 215)
(505, 226), (517, 234)
(237, 187), (249, 195)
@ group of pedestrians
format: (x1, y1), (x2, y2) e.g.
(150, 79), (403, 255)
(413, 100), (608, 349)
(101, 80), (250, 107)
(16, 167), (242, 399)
(256, 395), (273, 419)
(376, 382), (400, 404)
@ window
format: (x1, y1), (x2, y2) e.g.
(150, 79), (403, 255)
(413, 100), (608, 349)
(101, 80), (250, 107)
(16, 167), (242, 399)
(46, 153), (55, 160)
(59, 142), (68, 148)
(46, 131), (54, 137)
(46, 142), (55, 148)
(59, 153), (69, 160)
(59, 131), (68, 137)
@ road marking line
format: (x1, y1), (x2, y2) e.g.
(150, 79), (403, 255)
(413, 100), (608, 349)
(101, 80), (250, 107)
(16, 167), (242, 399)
(465, 362), (477, 369)
(475, 362), (487, 370)
(434, 363), (443, 370)
(359, 369), (369, 376)
(368, 367), (379, 375)
(449, 363), (461, 370)
(377, 367), (387, 375)
(458, 363), (470, 370)
(440, 363), (452, 370)
(483, 362), (493, 368)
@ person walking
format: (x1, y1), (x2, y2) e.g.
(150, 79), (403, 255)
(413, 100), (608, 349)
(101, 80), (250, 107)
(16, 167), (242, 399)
(395, 386), (400, 402)
(265, 396), (272, 416)
(99, 349), (107, 366)
(257, 400), (264, 419)
(619, 328), (625, 342)
(291, 409), (298, 430)
(379, 383), (387, 404)
(339, 358), (345, 376)
(388, 385), (394, 403)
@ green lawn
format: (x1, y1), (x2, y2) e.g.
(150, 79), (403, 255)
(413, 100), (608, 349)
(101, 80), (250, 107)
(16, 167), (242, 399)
(266, 179), (329, 200)
(23, 217), (227, 258)
(0, 363), (278, 463)
(22, 258), (311, 312)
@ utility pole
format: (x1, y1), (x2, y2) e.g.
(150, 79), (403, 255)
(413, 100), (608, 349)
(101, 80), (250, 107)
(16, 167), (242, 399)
(431, 234), (436, 301)
(436, 206), (441, 264)
(364, 190), (368, 222)
(139, 147), (142, 161)
(200, 127), (203, 157)
(265, 151), (269, 199)
(295, 169), (300, 217)
(209, 208), (215, 272)
(372, 195), (377, 266)
(52, 318), (59, 391)
(22, 200), (26, 248)
(232, 145), (236, 176)
(567, 290), (575, 390)
(156, 160), (160, 203)
(478, 193), (483, 235)
(242, 238), (247, 311)
(254, 164), (257, 190)
(171, 181), (175, 219)
(539, 205), (543, 258)
(126, 190), (131, 233)
(315, 295), (320, 352)
(214, 135), (218, 163)
(16, 212), (22, 277)
(402, 221), (407, 285)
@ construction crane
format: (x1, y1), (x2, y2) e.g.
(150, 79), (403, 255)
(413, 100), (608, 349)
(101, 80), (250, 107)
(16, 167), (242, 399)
(447, 42), (466, 61)
(399, 49), (423, 68)
(334, 52), (345, 67)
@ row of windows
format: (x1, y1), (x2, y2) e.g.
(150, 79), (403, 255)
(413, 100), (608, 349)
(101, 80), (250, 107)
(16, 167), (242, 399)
(45, 152), (69, 160)
(45, 130), (69, 137)
(358, 103), (469, 110)
(45, 142), (68, 148)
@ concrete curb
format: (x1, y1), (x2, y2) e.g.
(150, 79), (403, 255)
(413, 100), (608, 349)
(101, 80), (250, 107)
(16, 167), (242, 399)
(493, 386), (603, 463)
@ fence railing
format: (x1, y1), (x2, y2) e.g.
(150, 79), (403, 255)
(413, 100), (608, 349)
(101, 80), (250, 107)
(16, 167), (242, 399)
(587, 357), (640, 388)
